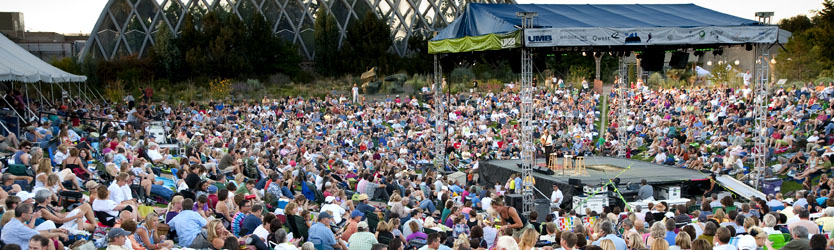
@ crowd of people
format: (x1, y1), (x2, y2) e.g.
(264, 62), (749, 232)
(0, 77), (832, 250)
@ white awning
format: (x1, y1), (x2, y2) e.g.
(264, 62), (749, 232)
(0, 33), (86, 83)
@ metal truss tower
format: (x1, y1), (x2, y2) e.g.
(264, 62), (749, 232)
(518, 11), (537, 216)
(617, 56), (629, 158)
(752, 12), (773, 184)
(433, 55), (446, 172)
(752, 44), (770, 183)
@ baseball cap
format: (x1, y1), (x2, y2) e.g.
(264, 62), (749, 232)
(208, 185), (218, 194)
(357, 221), (369, 230)
(736, 235), (757, 250)
(108, 228), (131, 241)
(351, 210), (364, 218)
(325, 196), (336, 203)
(318, 212), (334, 220)
(357, 193), (369, 201)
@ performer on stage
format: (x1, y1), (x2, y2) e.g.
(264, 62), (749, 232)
(542, 128), (554, 166)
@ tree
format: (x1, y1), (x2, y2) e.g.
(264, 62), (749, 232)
(775, 32), (823, 81)
(812, 0), (834, 67)
(153, 22), (182, 81)
(341, 11), (394, 73)
(778, 15), (813, 33)
(314, 8), (341, 76)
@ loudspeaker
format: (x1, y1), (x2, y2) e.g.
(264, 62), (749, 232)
(568, 178), (582, 186)
(641, 50), (665, 72)
(533, 166), (555, 175)
(669, 52), (689, 69)
(505, 194), (524, 214)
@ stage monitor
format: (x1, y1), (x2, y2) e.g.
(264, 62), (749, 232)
(641, 50), (665, 72)
(669, 52), (689, 69)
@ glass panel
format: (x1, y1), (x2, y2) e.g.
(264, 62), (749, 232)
(283, 0), (304, 25)
(124, 14), (147, 54)
(262, 0), (281, 27)
(96, 14), (120, 58)
(237, 0), (258, 18)
(163, 0), (185, 29)
(135, 0), (158, 28)
(116, 41), (130, 58)
(330, 0), (350, 26)
(109, 0), (133, 23)
(275, 14), (296, 41)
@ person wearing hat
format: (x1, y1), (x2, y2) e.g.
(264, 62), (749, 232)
(341, 210), (364, 241)
(106, 228), (133, 250)
(355, 193), (376, 218)
(321, 196), (347, 224)
(308, 211), (347, 250)
(347, 221), (378, 250)
(1, 204), (68, 250)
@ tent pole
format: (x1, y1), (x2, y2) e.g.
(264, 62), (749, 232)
(50, 82), (54, 104)
(77, 82), (93, 104)
(0, 117), (11, 135)
(1, 93), (26, 121)
(24, 82), (31, 119)
(35, 82), (52, 107)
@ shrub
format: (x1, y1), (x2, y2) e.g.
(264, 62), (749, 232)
(450, 67), (476, 84)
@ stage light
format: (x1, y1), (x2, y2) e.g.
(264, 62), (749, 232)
(734, 59), (740, 65)
(582, 52), (587, 56)
(707, 60), (712, 66)
(770, 58), (777, 64)
(718, 60), (723, 65)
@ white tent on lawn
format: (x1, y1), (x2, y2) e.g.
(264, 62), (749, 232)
(0, 33), (86, 83)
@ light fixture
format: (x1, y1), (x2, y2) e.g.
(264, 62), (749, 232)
(707, 60), (712, 66)
(770, 58), (777, 64)
(734, 59), (740, 65)
(582, 52), (587, 56)
(718, 60), (723, 65)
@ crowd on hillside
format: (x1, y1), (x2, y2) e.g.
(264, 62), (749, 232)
(0, 79), (832, 250)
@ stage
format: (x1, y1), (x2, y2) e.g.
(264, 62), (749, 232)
(477, 156), (710, 208)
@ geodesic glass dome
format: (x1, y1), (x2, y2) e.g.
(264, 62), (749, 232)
(81, 0), (514, 61)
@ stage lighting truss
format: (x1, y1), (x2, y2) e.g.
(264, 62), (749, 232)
(433, 55), (446, 172)
(751, 44), (770, 186)
(518, 11), (537, 216)
(616, 56), (629, 158)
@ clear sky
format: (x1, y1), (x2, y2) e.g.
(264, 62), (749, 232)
(0, 0), (825, 34)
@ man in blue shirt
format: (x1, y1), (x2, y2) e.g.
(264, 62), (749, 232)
(663, 219), (677, 246)
(168, 198), (209, 248)
(591, 221), (627, 250)
(1, 204), (68, 250)
(242, 204), (264, 236)
(308, 211), (346, 250)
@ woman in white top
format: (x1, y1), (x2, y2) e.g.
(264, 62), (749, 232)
(35, 158), (81, 191)
(92, 185), (136, 225)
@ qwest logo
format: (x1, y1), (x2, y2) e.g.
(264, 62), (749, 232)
(527, 35), (552, 43)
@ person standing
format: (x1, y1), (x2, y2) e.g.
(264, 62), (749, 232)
(352, 84), (360, 103)
(542, 128), (553, 167)
(743, 70), (752, 86)
(638, 179), (654, 201)
(551, 183), (563, 210)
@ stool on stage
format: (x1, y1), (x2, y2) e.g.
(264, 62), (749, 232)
(562, 155), (574, 175)
(575, 156), (586, 175)
(548, 153), (559, 170)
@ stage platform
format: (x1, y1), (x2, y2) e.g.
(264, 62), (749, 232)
(477, 156), (710, 206)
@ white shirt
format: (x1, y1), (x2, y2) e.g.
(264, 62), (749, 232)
(54, 151), (68, 165)
(551, 189), (564, 207)
(253, 225), (269, 241)
(92, 199), (119, 217)
(147, 149), (164, 162)
(108, 182), (132, 204)
(320, 203), (346, 224)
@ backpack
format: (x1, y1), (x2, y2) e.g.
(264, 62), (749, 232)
(242, 159), (259, 179)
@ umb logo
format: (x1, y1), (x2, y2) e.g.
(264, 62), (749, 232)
(500, 37), (517, 48)
(527, 35), (552, 43)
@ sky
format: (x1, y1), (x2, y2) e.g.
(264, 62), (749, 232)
(0, 0), (825, 34)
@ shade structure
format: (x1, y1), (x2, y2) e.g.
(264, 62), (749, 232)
(0, 33), (87, 83)
(429, 3), (789, 54)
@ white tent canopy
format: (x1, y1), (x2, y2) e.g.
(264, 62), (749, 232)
(0, 33), (86, 83)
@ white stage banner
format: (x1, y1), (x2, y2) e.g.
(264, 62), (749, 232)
(524, 26), (779, 47)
